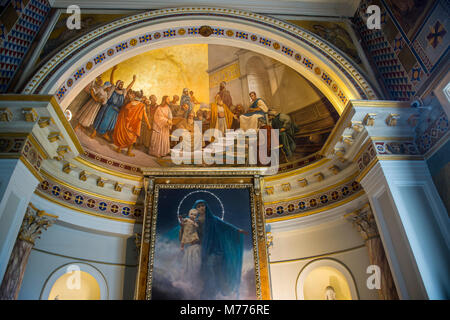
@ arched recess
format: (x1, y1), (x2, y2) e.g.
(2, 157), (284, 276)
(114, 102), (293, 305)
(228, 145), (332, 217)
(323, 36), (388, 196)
(295, 258), (359, 300)
(23, 7), (378, 115)
(40, 262), (109, 300)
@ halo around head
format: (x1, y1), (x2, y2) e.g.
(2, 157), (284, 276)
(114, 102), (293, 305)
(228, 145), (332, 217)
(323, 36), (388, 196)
(177, 190), (225, 220)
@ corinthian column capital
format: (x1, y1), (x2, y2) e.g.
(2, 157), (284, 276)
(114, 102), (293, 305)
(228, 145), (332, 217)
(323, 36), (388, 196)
(19, 204), (58, 245)
(345, 203), (378, 241)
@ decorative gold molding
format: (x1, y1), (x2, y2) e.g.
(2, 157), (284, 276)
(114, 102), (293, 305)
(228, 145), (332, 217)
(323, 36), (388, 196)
(266, 190), (365, 222)
(386, 113), (400, 126)
(40, 169), (137, 205)
(370, 136), (414, 141)
(28, 203), (59, 219)
(0, 95), (84, 154)
(97, 177), (105, 187)
(34, 190), (137, 224)
(263, 158), (330, 182)
(79, 170), (88, 181)
(265, 186), (274, 195)
(22, 108), (38, 122)
(74, 156), (143, 181)
(297, 178), (308, 187)
(62, 162), (73, 173)
(363, 113), (376, 126)
(350, 100), (411, 108)
(47, 132), (60, 143)
(0, 107), (13, 121)
(264, 171), (359, 205)
(329, 165), (340, 175)
(376, 155), (424, 161)
(38, 117), (52, 128)
(314, 172), (324, 182)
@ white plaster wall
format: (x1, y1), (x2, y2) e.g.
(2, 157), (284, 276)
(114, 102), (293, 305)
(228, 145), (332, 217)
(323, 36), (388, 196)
(18, 223), (138, 300)
(268, 214), (380, 300)
(18, 194), (139, 300)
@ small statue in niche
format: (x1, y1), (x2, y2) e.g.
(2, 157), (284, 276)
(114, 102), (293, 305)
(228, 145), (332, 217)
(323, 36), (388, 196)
(325, 286), (336, 300)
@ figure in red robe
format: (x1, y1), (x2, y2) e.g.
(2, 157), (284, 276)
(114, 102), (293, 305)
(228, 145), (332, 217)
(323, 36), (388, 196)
(113, 90), (151, 157)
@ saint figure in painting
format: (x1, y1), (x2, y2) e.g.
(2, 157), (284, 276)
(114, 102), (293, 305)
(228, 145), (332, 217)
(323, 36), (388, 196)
(192, 199), (246, 299)
(217, 81), (233, 109)
(180, 88), (193, 119)
(209, 94), (235, 133)
(73, 77), (111, 131)
(90, 66), (136, 141)
(112, 90), (151, 156)
(269, 109), (299, 159)
(139, 94), (157, 150)
(149, 96), (173, 158)
(239, 91), (269, 131)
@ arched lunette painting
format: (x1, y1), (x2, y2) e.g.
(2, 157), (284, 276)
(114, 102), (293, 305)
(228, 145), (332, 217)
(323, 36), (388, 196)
(66, 44), (338, 168)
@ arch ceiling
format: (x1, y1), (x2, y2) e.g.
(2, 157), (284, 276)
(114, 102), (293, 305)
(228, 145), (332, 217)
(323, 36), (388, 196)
(24, 7), (378, 114)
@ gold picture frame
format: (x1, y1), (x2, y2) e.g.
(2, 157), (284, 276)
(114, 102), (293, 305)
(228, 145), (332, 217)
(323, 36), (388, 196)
(134, 175), (270, 300)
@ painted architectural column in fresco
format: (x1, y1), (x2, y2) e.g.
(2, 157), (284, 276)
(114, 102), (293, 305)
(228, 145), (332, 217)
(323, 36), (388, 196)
(346, 203), (399, 300)
(265, 62), (284, 109)
(0, 204), (57, 300)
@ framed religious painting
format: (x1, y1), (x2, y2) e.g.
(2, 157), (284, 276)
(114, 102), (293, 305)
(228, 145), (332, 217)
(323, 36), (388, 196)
(135, 175), (270, 300)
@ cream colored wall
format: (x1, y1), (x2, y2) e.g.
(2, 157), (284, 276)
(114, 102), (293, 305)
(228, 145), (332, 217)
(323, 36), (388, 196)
(268, 217), (380, 300)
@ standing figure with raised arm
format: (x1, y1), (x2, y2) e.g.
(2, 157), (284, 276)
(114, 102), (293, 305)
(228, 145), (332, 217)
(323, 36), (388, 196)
(91, 65), (136, 142)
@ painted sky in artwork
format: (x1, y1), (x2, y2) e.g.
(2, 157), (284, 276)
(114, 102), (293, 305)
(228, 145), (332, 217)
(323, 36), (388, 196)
(98, 44), (210, 104)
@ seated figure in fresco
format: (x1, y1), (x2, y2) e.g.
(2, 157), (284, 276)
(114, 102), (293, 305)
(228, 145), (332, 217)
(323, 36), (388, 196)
(268, 109), (299, 159)
(112, 90), (151, 157)
(91, 66), (136, 142)
(73, 76), (111, 132)
(239, 91), (269, 131)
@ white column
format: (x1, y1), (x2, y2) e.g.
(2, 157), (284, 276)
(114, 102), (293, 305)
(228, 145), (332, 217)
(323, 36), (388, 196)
(0, 159), (40, 283)
(360, 160), (450, 300)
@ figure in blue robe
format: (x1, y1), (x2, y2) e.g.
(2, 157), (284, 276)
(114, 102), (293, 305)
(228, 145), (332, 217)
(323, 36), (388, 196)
(93, 87), (125, 135)
(192, 199), (244, 299)
(157, 198), (245, 299)
(90, 72), (136, 140)
(180, 88), (193, 119)
(242, 97), (267, 117)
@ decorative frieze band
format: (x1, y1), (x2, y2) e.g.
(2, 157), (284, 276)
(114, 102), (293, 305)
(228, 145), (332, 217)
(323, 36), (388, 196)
(36, 177), (143, 222)
(264, 179), (362, 219)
